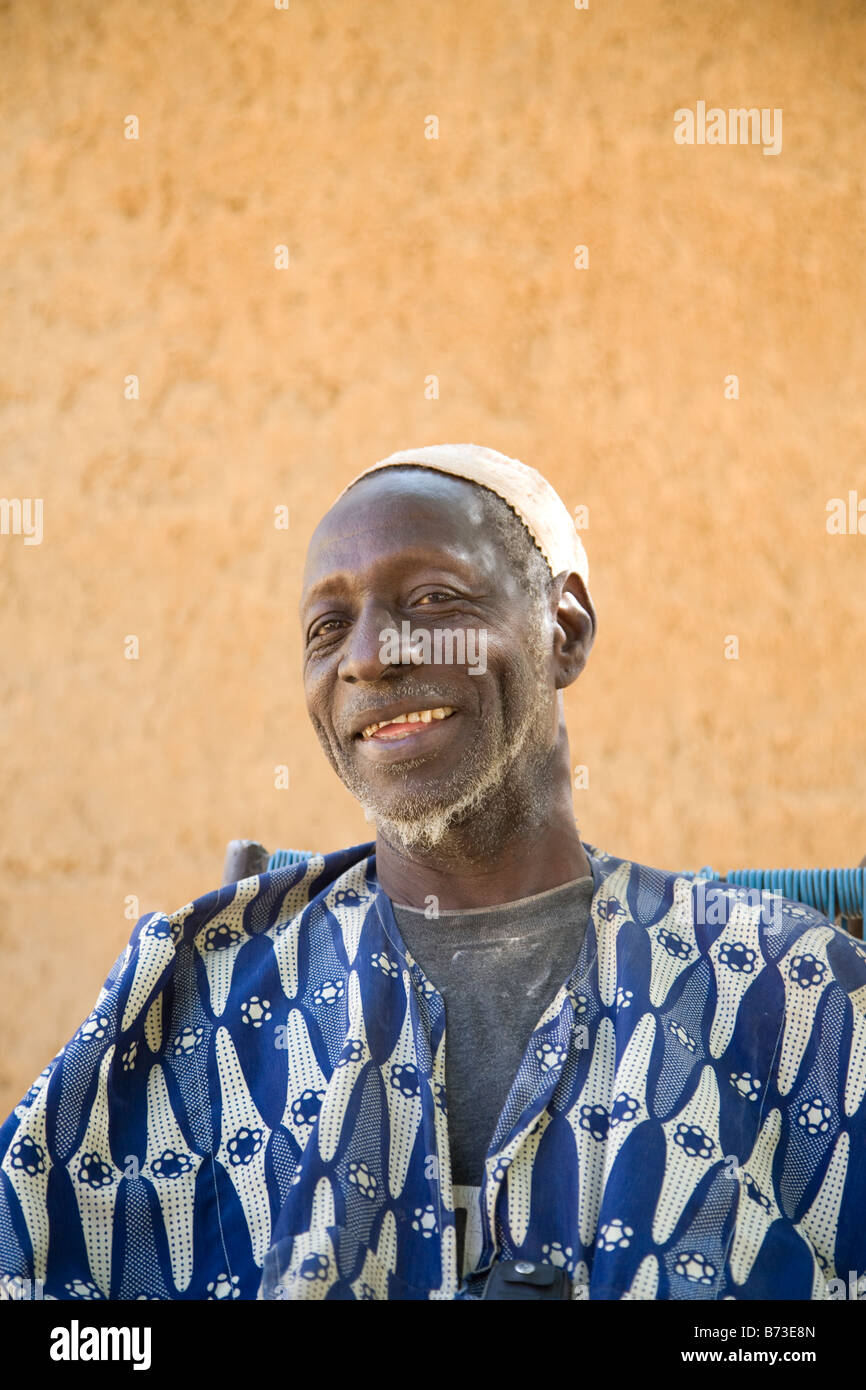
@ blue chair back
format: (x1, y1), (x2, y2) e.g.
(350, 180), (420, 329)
(223, 839), (865, 938)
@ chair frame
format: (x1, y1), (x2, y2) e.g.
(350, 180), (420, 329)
(222, 840), (865, 939)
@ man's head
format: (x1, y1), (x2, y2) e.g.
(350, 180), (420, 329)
(299, 447), (596, 858)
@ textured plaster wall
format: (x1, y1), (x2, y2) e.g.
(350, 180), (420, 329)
(1, 0), (864, 1111)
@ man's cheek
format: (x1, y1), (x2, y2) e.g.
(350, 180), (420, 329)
(308, 712), (341, 766)
(304, 672), (332, 725)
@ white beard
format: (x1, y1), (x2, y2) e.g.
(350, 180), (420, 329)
(361, 672), (550, 855)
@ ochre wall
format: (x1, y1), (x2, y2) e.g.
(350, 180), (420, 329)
(1, 0), (864, 1111)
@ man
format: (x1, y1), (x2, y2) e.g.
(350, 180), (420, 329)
(1, 443), (864, 1301)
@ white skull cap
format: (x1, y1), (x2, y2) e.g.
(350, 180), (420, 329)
(335, 443), (590, 592)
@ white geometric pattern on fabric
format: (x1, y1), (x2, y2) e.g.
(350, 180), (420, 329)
(1, 840), (864, 1301)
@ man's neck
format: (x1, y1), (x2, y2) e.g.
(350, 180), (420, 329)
(374, 800), (592, 911)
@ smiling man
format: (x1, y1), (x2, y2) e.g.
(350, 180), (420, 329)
(301, 450), (594, 881)
(1, 443), (865, 1303)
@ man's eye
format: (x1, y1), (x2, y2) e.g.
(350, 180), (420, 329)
(311, 619), (344, 638)
(416, 591), (454, 604)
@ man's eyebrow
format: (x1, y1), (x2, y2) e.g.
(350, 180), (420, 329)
(301, 549), (483, 606)
(301, 572), (354, 606)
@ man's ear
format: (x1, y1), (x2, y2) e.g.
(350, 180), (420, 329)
(550, 570), (596, 690)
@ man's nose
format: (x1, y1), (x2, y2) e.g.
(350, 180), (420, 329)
(337, 601), (398, 683)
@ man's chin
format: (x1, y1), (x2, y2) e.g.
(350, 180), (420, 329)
(339, 715), (537, 856)
(358, 773), (496, 853)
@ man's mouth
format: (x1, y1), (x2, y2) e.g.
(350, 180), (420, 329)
(358, 706), (457, 741)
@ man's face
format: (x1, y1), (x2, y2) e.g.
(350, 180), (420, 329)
(299, 469), (559, 852)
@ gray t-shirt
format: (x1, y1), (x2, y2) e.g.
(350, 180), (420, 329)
(390, 873), (594, 1276)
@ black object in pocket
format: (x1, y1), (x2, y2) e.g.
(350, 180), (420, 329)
(482, 1259), (572, 1300)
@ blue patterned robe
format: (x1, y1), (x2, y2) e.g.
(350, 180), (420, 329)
(1, 840), (864, 1301)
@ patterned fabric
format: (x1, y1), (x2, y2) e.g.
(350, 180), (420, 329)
(1, 839), (865, 1301)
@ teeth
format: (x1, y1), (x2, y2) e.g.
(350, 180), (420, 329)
(361, 707), (456, 739)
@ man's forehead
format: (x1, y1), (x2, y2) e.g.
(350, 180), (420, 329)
(321, 466), (489, 527)
(302, 470), (497, 592)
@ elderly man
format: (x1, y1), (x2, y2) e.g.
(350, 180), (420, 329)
(1, 443), (864, 1302)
